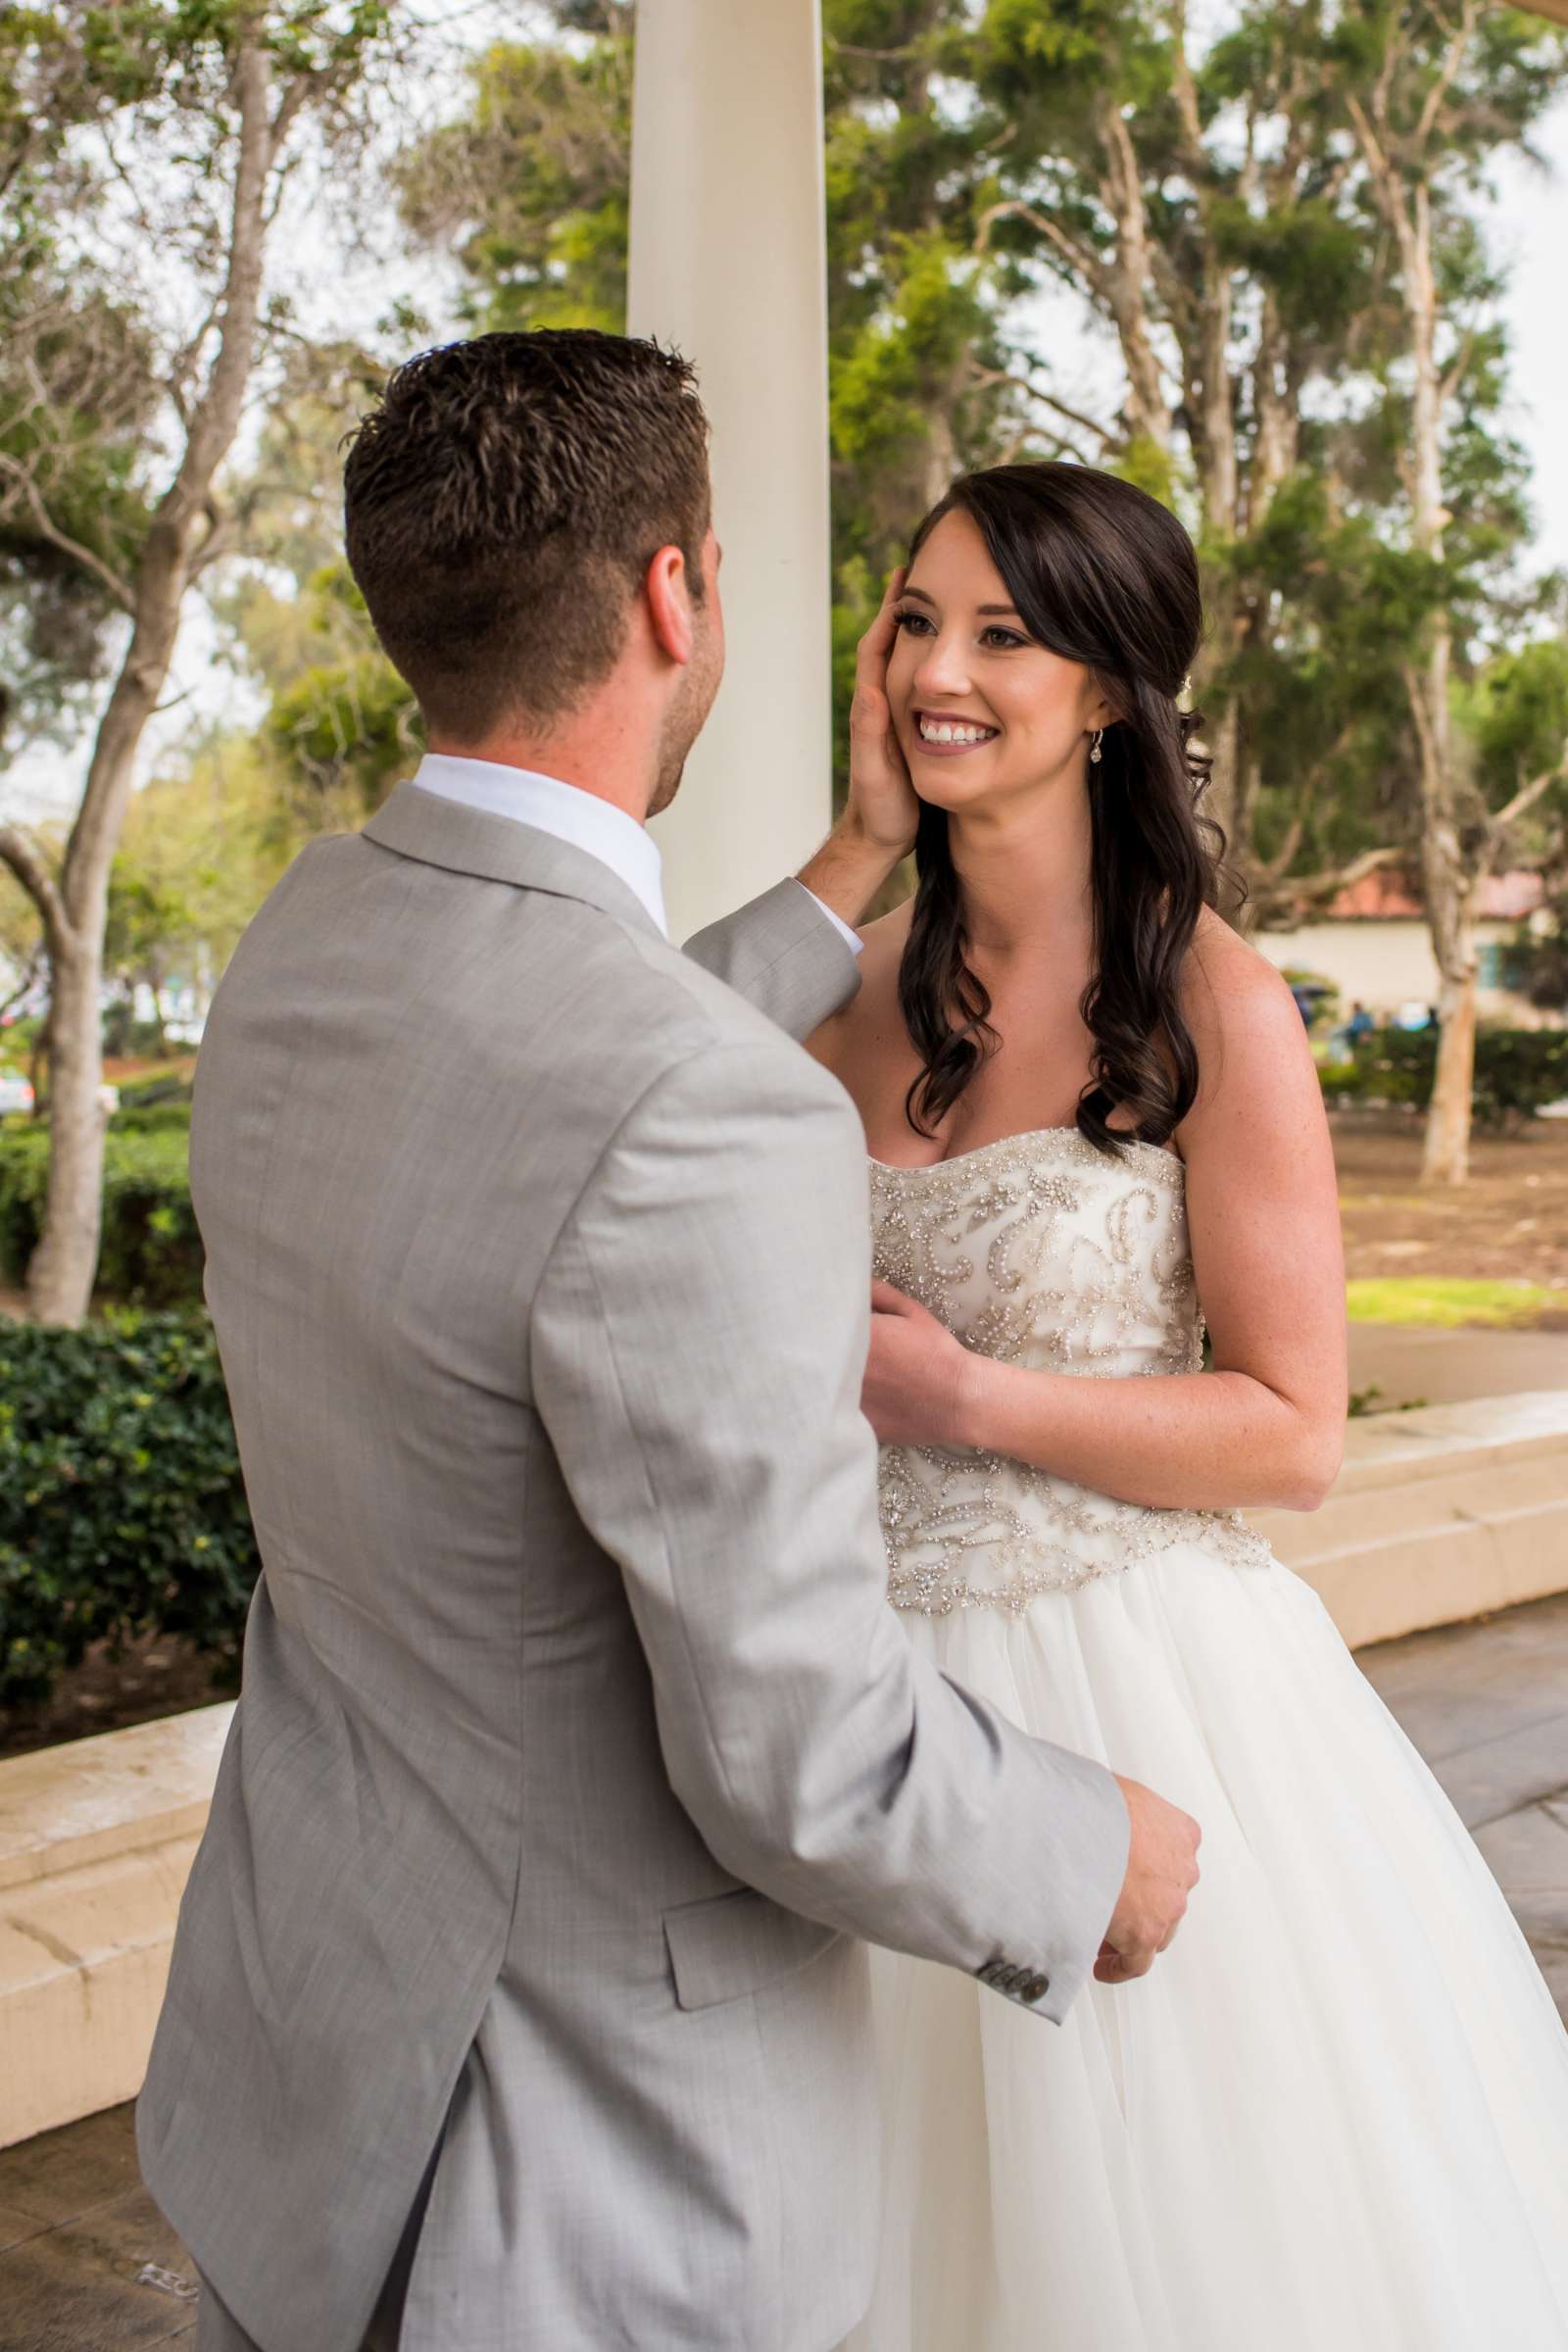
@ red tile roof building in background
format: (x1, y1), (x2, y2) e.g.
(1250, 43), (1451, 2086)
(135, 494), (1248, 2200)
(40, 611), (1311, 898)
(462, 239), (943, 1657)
(1324, 870), (1547, 921)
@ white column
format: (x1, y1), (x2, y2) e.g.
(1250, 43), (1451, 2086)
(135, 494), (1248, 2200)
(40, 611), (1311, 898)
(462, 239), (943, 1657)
(628, 0), (831, 943)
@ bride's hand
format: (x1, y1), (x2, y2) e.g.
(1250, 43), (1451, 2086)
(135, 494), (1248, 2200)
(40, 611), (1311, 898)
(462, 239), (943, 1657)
(862, 1280), (975, 1448)
(844, 569), (919, 860)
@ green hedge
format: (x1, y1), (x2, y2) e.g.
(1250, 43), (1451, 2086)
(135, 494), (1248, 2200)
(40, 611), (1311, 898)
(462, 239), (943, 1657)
(0, 1124), (202, 1305)
(1320, 1026), (1568, 1125)
(115, 1072), (194, 1113)
(110, 1100), (193, 1138)
(0, 1310), (258, 1707)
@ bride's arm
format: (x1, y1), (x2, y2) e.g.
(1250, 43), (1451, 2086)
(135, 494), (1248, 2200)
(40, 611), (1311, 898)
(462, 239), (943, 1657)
(870, 923), (1348, 1515)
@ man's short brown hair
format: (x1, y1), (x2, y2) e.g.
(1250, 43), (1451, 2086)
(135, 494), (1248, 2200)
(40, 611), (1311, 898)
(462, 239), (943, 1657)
(343, 330), (710, 737)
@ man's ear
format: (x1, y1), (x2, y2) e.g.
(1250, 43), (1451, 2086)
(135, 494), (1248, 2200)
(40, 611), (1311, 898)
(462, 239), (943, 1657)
(644, 544), (695, 667)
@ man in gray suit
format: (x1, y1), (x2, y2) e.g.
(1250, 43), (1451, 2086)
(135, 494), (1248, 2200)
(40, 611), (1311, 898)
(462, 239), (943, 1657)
(138, 330), (1199, 2352)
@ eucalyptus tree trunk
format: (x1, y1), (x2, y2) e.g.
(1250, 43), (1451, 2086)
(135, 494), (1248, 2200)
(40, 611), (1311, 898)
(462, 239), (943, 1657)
(1349, 38), (1480, 1186)
(1399, 180), (1477, 1187)
(1406, 646), (1477, 1185)
(1168, 16), (1249, 890)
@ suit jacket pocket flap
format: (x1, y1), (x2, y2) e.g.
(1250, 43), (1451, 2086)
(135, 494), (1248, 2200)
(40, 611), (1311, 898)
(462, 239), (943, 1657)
(663, 1887), (844, 2013)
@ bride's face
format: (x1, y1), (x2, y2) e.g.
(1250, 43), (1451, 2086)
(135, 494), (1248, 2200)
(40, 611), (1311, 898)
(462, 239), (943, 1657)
(887, 509), (1107, 814)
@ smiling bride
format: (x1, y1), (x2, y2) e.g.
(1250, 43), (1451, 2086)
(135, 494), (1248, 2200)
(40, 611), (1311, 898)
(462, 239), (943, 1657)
(810, 462), (1568, 2352)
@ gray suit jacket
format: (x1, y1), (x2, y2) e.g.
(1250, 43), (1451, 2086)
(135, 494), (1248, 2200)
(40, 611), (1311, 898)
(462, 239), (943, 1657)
(138, 783), (1128, 2352)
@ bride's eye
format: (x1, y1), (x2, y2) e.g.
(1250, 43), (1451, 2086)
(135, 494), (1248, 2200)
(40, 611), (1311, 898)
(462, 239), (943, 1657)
(980, 625), (1028, 650)
(892, 608), (934, 635)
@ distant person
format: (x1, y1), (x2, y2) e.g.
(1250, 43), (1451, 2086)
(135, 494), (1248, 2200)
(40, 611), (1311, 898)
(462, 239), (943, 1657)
(1346, 999), (1374, 1046)
(808, 461), (1568, 2348)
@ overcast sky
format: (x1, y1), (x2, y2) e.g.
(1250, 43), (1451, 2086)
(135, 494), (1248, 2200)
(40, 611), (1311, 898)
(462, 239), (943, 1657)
(8, 56), (1567, 831)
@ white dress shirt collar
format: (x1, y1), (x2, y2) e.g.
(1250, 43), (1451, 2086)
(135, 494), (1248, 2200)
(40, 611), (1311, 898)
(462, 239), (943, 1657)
(412, 753), (668, 938)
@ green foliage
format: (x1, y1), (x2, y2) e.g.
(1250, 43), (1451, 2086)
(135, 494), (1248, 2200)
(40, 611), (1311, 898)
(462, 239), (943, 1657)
(0, 1124), (201, 1304)
(111, 1099), (193, 1138)
(1348, 1384), (1427, 1418)
(1506, 885), (1568, 1015)
(1321, 1025), (1568, 1126)
(1, 0), (396, 760)
(267, 644), (420, 815)
(116, 1070), (194, 1112)
(1467, 637), (1568, 823)
(0, 1307), (256, 1707)
(0, 196), (159, 748)
(392, 26), (632, 335)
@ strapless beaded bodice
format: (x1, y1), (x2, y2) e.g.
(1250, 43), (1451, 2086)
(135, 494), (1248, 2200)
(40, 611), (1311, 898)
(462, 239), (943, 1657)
(870, 1128), (1270, 1614)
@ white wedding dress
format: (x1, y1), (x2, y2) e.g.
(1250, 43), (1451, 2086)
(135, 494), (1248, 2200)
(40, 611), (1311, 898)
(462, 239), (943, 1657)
(848, 1128), (1568, 2352)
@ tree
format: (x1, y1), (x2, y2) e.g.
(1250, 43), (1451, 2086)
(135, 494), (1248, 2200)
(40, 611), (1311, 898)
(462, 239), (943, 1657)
(960, 0), (1395, 889)
(214, 358), (422, 821)
(108, 732), (303, 1042)
(1324, 0), (1567, 1180)
(0, 0), (392, 1323)
(393, 4), (632, 335)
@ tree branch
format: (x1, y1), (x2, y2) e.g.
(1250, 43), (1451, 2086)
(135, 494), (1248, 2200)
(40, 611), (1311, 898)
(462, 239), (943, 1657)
(1414, 0), (1481, 157)
(0, 454), (137, 613)
(1345, 91), (1398, 214)
(0, 826), (73, 950)
(1488, 752), (1565, 840)
(1439, 328), (1477, 409)
(0, 944), (44, 1028)
(1255, 843), (1404, 917)
(1167, 1), (1206, 176)
(976, 199), (1107, 299)
(966, 365), (1117, 449)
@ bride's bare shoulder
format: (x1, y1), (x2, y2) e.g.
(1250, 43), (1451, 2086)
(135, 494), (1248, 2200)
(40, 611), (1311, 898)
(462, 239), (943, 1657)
(1178, 905), (1323, 1127)
(804, 896), (913, 1078)
(1183, 906), (1300, 1035)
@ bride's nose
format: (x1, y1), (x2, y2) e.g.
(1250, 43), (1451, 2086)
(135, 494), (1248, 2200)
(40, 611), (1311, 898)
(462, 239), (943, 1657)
(911, 628), (974, 700)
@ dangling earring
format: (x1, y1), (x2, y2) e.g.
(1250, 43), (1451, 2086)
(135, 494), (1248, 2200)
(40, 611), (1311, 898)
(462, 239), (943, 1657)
(1089, 727), (1103, 765)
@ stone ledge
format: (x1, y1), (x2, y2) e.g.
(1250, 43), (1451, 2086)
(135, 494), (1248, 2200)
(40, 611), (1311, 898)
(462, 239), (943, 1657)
(0, 1707), (232, 2151)
(1250, 1389), (1568, 1649)
(0, 1706), (233, 1893)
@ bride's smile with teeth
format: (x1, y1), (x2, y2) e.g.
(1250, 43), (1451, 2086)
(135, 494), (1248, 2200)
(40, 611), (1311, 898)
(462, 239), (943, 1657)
(915, 711), (1000, 748)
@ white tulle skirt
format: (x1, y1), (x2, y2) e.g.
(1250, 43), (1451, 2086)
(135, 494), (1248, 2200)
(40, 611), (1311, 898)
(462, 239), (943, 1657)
(846, 1548), (1568, 2352)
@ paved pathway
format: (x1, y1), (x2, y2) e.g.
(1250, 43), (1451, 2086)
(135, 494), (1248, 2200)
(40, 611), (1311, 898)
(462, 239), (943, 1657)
(0, 2105), (192, 2349)
(3, 1591), (1566, 2348)
(1357, 1588), (1568, 2024)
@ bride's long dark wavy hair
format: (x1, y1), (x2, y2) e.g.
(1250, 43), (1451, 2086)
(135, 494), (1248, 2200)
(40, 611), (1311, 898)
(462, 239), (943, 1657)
(898, 463), (1227, 1156)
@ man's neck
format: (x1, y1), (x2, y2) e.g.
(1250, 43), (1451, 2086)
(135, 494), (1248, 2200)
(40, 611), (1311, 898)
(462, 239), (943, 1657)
(424, 727), (652, 827)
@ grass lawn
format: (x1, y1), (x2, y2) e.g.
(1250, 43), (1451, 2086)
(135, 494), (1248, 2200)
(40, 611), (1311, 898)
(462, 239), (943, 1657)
(1345, 1277), (1568, 1329)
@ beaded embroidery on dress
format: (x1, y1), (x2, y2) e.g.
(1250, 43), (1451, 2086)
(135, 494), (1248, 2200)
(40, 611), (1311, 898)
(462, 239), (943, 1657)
(870, 1127), (1270, 1616)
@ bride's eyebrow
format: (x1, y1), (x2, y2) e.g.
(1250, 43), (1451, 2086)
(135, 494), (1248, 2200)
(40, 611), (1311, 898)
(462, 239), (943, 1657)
(900, 585), (1023, 617)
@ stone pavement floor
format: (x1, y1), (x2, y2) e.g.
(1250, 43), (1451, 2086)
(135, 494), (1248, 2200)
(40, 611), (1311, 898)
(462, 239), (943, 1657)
(3, 1589), (1567, 2349)
(1356, 1586), (1568, 2025)
(0, 2105), (193, 2351)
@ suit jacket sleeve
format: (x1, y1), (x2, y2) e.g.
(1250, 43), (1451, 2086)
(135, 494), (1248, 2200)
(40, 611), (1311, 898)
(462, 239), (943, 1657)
(529, 1032), (1130, 2023)
(683, 879), (860, 1043)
